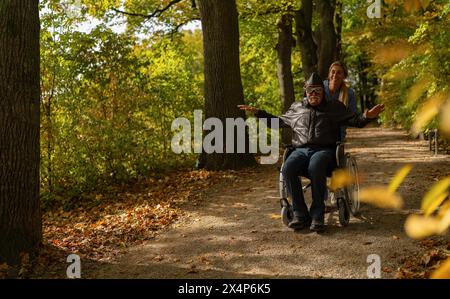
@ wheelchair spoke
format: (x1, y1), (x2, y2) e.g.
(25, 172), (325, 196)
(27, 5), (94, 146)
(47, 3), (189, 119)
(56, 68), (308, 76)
(346, 156), (360, 215)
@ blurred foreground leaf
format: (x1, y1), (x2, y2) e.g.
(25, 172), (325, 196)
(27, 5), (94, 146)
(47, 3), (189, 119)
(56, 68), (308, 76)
(329, 169), (355, 192)
(421, 177), (450, 216)
(359, 186), (404, 209)
(440, 99), (450, 137)
(431, 257), (450, 279)
(411, 92), (446, 136)
(388, 164), (413, 194)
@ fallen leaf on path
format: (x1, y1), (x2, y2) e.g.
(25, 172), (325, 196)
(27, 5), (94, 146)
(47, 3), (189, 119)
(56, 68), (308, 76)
(154, 255), (163, 262)
(0, 263), (8, 278)
(420, 239), (438, 248)
(200, 256), (211, 264)
(269, 213), (281, 219)
(422, 250), (442, 267)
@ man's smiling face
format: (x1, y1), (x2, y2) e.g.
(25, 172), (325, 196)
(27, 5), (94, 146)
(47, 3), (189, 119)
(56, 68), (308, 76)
(306, 85), (324, 106)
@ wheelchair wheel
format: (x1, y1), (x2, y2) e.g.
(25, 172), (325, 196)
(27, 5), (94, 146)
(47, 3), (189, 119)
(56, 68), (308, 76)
(338, 197), (350, 226)
(280, 198), (293, 226)
(346, 155), (360, 216)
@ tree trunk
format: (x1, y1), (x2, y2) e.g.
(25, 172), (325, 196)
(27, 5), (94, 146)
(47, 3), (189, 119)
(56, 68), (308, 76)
(197, 0), (256, 170)
(276, 13), (295, 145)
(316, 0), (337, 79)
(357, 56), (368, 112)
(0, 0), (41, 264)
(334, 0), (343, 61)
(294, 0), (317, 79)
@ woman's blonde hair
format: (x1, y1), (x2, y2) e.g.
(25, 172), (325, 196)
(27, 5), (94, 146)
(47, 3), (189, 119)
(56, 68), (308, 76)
(328, 61), (349, 107)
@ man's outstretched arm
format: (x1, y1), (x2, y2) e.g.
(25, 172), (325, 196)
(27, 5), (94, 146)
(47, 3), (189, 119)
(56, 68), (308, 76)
(238, 105), (290, 128)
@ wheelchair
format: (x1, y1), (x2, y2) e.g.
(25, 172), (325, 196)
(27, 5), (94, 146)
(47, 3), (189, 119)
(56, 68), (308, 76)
(279, 142), (360, 227)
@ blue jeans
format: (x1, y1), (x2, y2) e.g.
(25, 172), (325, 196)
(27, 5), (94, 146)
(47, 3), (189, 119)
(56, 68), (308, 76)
(282, 147), (336, 222)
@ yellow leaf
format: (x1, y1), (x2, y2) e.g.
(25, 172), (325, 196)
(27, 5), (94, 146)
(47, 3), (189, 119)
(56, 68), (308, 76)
(383, 69), (411, 81)
(437, 200), (450, 218)
(269, 213), (281, 219)
(440, 99), (450, 137)
(420, 0), (431, 10)
(373, 44), (411, 65)
(404, 0), (421, 13)
(404, 214), (442, 239)
(359, 186), (404, 209)
(421, 177), (450, 214)
(431, 257), (450, 279)
(411, 92), (446, 136)
(329, 169), (355, 192)
(423, 192), (449, 216)
(406, 77), (432, 106)
(438, 206), (450, 232)
(388, 164), (413, 194)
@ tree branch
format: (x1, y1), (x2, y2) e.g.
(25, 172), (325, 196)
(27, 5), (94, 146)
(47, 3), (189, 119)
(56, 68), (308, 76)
(239, 7), (282, 19)
(111, 0), (184, 19)
(171, 17), (201, 34)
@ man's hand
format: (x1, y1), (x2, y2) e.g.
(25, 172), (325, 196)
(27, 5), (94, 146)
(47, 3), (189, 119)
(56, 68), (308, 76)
(237, 105), (259, 114)
(364, 104), (385, 119)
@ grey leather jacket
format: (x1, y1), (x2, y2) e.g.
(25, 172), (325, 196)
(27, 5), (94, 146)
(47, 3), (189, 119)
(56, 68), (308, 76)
(255, 98), (371, 149)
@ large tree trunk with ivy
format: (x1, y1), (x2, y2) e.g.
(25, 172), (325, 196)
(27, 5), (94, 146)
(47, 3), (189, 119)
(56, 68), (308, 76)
(197, 0), (256, 170)
(276, 13), (295, 145)
(0, 0), (41, 264)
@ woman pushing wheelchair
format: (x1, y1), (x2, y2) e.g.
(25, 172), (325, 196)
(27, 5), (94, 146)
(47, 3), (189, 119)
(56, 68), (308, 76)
(238, 72), (384, 232)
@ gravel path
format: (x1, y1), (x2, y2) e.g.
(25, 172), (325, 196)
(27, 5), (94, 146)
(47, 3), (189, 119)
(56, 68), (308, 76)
(89, 126), (450, 278)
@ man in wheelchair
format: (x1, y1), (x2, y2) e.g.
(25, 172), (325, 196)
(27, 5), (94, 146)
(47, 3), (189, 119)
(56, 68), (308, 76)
(239, 73), (384, 232)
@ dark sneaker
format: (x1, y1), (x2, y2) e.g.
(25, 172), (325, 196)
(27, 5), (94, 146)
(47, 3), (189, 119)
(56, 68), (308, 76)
(288, 215), (311, 230)
(310, 220), (325, 232)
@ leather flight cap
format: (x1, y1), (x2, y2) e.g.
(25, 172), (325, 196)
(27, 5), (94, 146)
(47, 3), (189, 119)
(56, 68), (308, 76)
(305, 72), (324, 87)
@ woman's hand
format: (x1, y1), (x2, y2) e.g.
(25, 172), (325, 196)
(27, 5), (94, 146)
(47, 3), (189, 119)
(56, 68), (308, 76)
(364, 104), (385, 119)
(237, 105), (259, 114)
